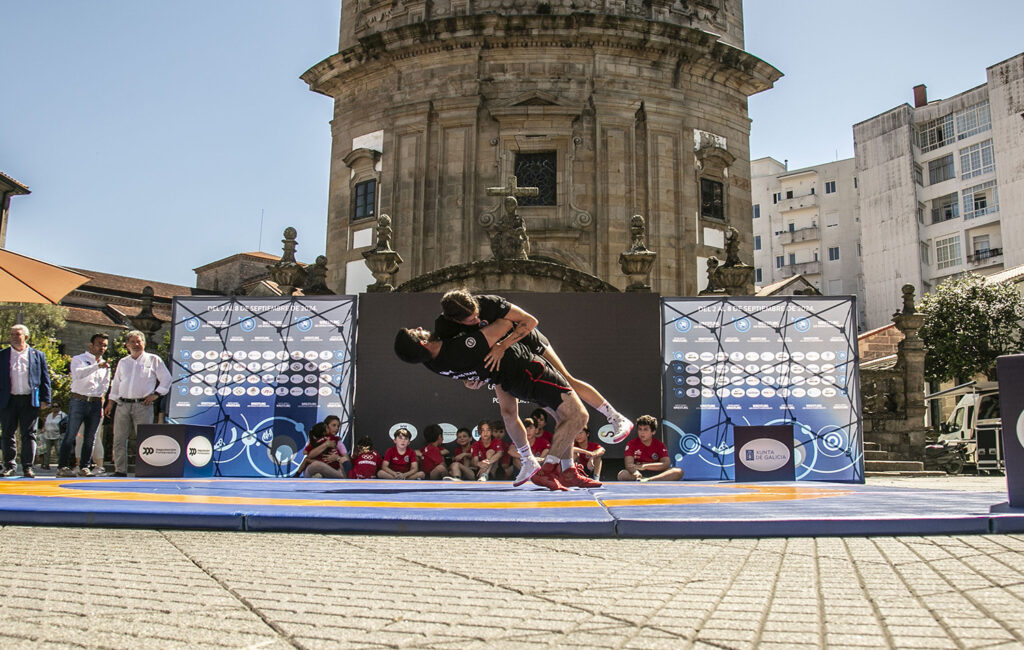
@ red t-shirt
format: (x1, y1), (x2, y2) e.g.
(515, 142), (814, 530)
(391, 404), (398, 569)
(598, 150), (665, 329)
(625, 438), (669, 465)
(350, 451), (381, 479)
(471, 438), (503, 462)
(451, 445), (473, 463)
(304, 435), (344, 470)
(539, 430), (554, 446)
(530, 437), (550, 457)
(419, 444), (444, 473)
(494, 438), (511, 465)
(573, 441), (603, 464)
(384, 446), (417, 473)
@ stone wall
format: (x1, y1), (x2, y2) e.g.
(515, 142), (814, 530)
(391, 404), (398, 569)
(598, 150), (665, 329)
(305, 6), (780, 296)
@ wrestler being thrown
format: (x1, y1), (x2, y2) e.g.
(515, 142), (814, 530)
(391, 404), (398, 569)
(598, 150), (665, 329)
(435, 290), (633, 442)
(394, 321), (599, 491)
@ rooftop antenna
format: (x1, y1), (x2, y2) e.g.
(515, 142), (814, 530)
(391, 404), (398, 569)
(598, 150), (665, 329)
(258, 208), (265, 251)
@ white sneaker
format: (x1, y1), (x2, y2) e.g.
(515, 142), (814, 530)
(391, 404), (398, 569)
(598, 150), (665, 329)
(442, 476), (458, 481)
(77, 467), (93, 477)
(608, 414), (634, 444)
(477, 474), (488, 482)
(513, 455), (542, 487)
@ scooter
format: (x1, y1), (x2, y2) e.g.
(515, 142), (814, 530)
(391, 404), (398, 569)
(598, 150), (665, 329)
(923, 439), (969, 475)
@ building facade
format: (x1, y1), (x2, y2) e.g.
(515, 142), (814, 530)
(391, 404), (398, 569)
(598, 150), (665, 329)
(302, 0), (781, 295)
(853, 53), (1024, 329)
(751, 156), (864, 324)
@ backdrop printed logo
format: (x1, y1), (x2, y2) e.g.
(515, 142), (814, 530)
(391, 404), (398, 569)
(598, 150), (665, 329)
(661, 297), (862, 482)
(139, 435), (181, 467)
(168, 297), (357, 477)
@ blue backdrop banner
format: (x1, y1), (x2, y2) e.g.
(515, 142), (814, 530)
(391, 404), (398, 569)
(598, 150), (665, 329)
(662, 296), (864, 483)
(166, 296), (357, 477)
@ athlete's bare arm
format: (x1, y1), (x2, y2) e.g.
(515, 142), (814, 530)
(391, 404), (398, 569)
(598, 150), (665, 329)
(483, 305), (539, 371)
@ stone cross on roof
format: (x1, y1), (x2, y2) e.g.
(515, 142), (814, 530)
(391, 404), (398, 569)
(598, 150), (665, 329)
(486, 175), (539, 200)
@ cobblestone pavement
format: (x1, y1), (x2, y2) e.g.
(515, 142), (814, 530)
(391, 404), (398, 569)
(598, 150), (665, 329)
(0, 476), (1020, 649)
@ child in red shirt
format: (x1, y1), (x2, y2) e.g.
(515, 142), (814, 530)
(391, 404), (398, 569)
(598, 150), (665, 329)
(379, 427), (425, 479)
(300, 421), (350, 478)
(349, 436), (382, 479)
(470, 420), (503, 482)
(418, 424), (449, 480)
(447, 427), (475, 480)
(572, 425), (606, 480)
(491, 420), (514, 480)
(617, 414), (683, 482)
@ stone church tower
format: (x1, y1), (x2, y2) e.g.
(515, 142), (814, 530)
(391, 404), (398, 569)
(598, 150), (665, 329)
(302, 0), (780, 294)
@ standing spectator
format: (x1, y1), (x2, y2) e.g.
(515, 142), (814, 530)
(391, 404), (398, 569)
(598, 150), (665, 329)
(1, 324), (52, 478)
(470, 419), (502, 482)
(418, 424), (449, 480)
(572, 426), (606, 480)
(103, 330), (170, 477)
(349, 437), (381, 479)
(57, 333), (111, 477)
(447, 427), (474, 480)
(617, 415), (683, 482)
(38, 404), (66, 470)
(379, 427), (424, 479)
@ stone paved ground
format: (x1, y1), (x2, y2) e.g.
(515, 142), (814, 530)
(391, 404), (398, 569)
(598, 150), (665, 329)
(0, 475), (1020, 649)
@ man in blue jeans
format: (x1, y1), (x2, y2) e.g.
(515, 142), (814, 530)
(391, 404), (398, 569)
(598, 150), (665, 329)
(57, 333), (111, 477)
(0, 324), (51, 478)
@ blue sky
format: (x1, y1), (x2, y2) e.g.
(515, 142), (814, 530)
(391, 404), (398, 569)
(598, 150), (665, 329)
(2, 1), (1023, 286)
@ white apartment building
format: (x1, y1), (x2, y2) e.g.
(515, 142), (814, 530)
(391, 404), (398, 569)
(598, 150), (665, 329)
(751, 156), (865, 325)
(853, 52), (1024, 330)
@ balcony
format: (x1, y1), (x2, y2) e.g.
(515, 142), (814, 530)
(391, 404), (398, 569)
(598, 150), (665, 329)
(778, 226), (820, 245)
(777, 193), (818, 212)
(967, 248), (1003, 265)
(780, 260), (822, 278)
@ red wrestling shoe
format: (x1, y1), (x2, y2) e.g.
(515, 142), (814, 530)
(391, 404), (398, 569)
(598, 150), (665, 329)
(530, 463), (568, 491)
(560, 464), (602, 488)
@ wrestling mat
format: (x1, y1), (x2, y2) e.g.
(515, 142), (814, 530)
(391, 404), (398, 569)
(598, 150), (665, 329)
(0, 477), (1021, 537)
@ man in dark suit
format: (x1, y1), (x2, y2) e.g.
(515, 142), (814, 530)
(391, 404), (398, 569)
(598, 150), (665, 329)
(1, 324), (52, 478)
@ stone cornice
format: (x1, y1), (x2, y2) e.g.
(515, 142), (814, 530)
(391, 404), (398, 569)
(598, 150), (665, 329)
(302, 13), (780, 98)
(395, 259), (619, 293)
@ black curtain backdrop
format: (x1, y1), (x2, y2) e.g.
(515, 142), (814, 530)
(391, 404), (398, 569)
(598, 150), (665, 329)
(354, 292), (662, 457)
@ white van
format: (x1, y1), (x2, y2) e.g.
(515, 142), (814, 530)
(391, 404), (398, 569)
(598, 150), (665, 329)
(927, 381), (1004, 473)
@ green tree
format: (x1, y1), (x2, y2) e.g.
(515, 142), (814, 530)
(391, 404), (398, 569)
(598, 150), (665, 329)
(918, 274), (1024, 382)
(0, 303), (71, 407)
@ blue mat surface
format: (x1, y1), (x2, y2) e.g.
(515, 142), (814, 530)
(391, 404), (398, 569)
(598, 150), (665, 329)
(0, 477), (1019, 537)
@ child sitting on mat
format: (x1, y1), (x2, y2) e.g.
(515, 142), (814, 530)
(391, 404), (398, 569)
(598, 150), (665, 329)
(378, 427), (425, 480)
(349, 437), (382, 479)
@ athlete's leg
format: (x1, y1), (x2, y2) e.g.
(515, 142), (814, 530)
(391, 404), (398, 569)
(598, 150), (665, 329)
(541, 346), (632, 439)
(495, 386), (543, 486)
(549, 390), (587, 461)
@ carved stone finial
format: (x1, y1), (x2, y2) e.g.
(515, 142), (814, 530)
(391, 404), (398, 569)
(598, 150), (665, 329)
(723, 226), (741, 267)
(901, 284), (916, 314)
(619, 214), (657, 292)
(628, 214), (649, 253)
(372, 214), (395, 252)
(268, 226), (307, 295)
(362, 214), (403, 292)
(130, 285), (164, 338)
(304, 255), (332, 295)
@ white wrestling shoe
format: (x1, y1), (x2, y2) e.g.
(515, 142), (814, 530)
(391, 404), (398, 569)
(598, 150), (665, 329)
(513, 455), (542, 487)
(608, 414), (634, 444)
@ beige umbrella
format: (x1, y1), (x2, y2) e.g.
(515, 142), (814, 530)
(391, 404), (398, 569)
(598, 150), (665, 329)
(0, 248), (91, 304)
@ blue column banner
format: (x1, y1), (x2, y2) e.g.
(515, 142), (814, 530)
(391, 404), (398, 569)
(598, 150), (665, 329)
(661, 296), (863, 483)
(166, 296), (357, 477)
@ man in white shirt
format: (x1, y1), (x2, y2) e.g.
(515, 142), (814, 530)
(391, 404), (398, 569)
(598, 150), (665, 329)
(103, 330), (170, 477)
(1, 324), (51, 478)
(57, 333), (111, 478)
